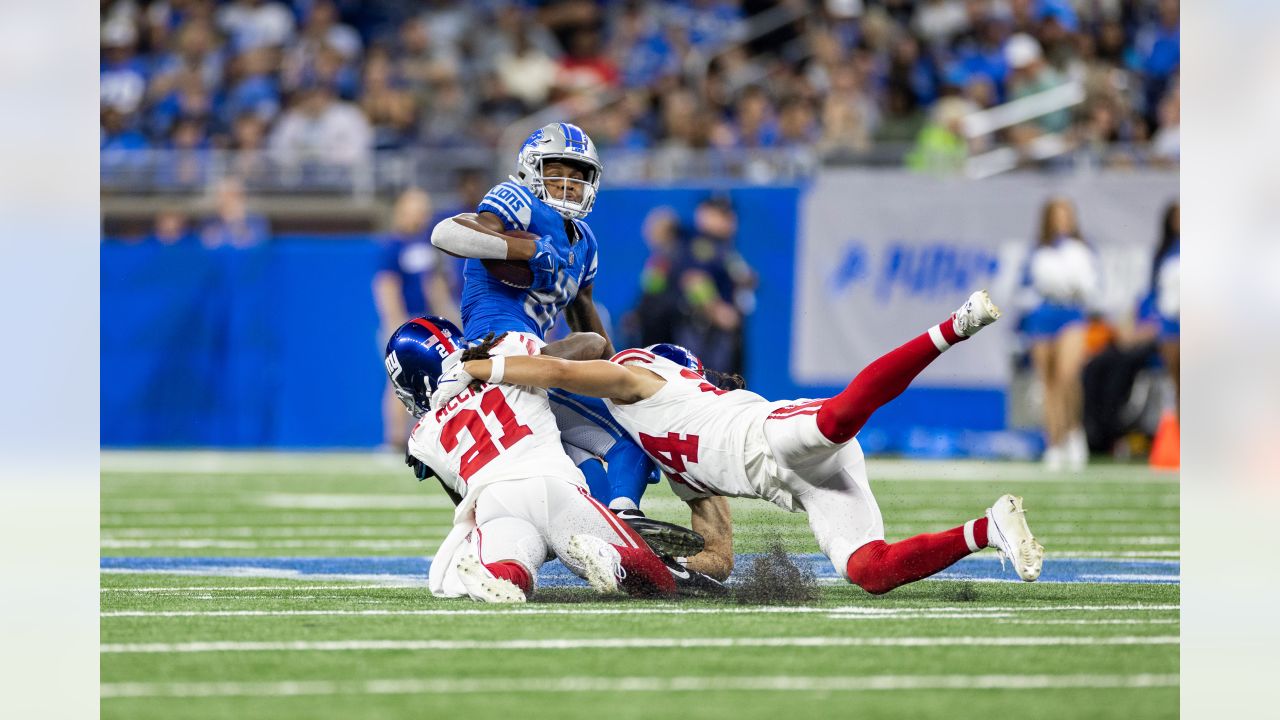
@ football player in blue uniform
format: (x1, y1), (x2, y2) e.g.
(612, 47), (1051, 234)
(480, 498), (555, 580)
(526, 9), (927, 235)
(428, 123), (696, 556)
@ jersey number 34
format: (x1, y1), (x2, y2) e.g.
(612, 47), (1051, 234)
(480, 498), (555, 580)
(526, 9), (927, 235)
(638, 432), (706, 491)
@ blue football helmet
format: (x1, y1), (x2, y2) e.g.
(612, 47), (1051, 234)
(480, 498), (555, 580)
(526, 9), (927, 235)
(645, 343), (703, 374)
(385, 315), (465, 415)
(515, 122), (602, 220)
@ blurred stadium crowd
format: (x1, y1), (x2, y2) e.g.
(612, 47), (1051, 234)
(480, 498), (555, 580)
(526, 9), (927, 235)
(101, 0), (1180, 180)
(100, 0), (1179, 464)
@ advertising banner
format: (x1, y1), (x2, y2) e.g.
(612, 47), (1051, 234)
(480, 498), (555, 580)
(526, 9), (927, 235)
(792, 170), (1178, 388)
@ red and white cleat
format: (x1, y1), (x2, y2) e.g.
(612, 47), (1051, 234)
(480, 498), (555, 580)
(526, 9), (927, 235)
(953, 290), (1002, 338)
(457, 553), (527, 603)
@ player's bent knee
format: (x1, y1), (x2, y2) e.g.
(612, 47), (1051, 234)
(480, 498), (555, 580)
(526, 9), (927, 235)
(844, 540), (898, 595)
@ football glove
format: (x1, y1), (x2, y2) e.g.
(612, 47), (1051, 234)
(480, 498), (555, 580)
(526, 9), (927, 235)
(528, 235), (567, 292)
(405, 452), (433, 481)
(430, 351), (476, 409)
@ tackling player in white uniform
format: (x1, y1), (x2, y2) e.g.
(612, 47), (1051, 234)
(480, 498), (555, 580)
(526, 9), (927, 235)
(433, 291), (1046, 592)
(385, 316), (680, 602)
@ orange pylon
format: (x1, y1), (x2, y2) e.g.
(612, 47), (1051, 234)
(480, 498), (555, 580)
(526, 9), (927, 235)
(1149, 412), (1180, 469)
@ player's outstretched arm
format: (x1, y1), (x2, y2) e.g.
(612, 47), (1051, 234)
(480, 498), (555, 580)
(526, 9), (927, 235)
(463, 356), (664, 404)
(430, 212), (540, 260)
(683, 496), (734, 581)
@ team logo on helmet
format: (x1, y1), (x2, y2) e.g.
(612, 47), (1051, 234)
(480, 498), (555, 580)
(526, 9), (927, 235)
(384, 350), (403, 379)
(514, 123), (603, 220)
(522, 128), (548, 150)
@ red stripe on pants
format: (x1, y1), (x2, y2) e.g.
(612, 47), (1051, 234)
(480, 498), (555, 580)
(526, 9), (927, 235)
(577, 486), (640, 549)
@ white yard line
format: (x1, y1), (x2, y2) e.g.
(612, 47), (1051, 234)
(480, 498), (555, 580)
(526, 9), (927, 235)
(934, 524), (1179, 534)
(99, 604), (1008, 617)
(101, 450), (404, 474)
(101, 526), (451, 538)
(823, 613), (1014, 620)
(102, 585), (409, 592)
(256, 494), (457, 510)
(101, 451), (1179, 484)
(1006, 619), (1180, 626)
(1078, 574), (1182, 583)
(1051, 551), (1180, 558)
(95, 552), (1178, 564)
(100, 603), (1180, 619)
(100, 539), (437, 550)
(101, 673), (1180, 698)
(99, 523), (1178, 539)
(99, 569), (431, 585)
(100, 498), (1176, 516)
(99, 535), (1179, 550)
(1045, 536), (1180, 546)
(863, 461), (1178, 483)
(102, 494), (458, 512)
(102, 601), (1181, 614)
(100, 635), (1180, 654)
(102, 509), (440, 520)
(1026, 496), (1179, 508)
(862, 510), (1178, 522)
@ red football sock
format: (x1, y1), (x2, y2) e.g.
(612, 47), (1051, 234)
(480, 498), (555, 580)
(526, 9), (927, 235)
(845, 517), (988, 595)
(615, 545), (677, 596)
(816, 315), (966, 443)
(483, 561), (532, 595)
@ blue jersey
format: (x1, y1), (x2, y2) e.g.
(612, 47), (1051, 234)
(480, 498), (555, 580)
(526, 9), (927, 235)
(461, 181), (599, 343)
(458, 179), (654, 509)
(1147, 239), (1179, 339)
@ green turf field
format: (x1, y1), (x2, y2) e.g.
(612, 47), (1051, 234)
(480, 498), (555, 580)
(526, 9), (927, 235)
(101, 451), (1179, 719)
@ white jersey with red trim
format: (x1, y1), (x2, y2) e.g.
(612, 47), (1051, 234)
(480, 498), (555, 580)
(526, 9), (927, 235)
(408, 333), (585, 522)
(603, 348), (790, 504)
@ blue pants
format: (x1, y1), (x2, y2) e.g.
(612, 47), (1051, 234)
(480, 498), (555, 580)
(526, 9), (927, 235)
(1018, 301), (1085, 341)
(547, 390), (657, 507)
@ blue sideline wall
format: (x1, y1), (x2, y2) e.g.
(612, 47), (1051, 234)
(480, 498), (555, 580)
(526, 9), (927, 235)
(101, 184), (1004, 449)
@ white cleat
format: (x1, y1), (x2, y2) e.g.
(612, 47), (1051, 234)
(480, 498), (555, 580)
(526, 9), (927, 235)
(985, 494), (1045, 582)
(953, 290), (1001, 338)
(566, 534), (625, 595)
(456, 553), (526, 603)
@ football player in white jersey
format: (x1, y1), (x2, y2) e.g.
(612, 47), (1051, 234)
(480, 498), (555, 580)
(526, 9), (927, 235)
(385, 315), (682, 602)
(433, 291), (1046, 592)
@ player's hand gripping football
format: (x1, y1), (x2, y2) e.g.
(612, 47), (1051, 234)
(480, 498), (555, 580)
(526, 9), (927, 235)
(430, 351), (477, 409)
(528, 235), (568, 292)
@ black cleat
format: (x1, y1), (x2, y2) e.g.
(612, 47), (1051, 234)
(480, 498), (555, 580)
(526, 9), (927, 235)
(661, 554), (728, 598)
(613, 508), (706, 557)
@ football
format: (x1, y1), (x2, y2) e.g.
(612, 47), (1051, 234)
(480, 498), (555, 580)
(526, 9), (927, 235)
(481, 229), (539, 288)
